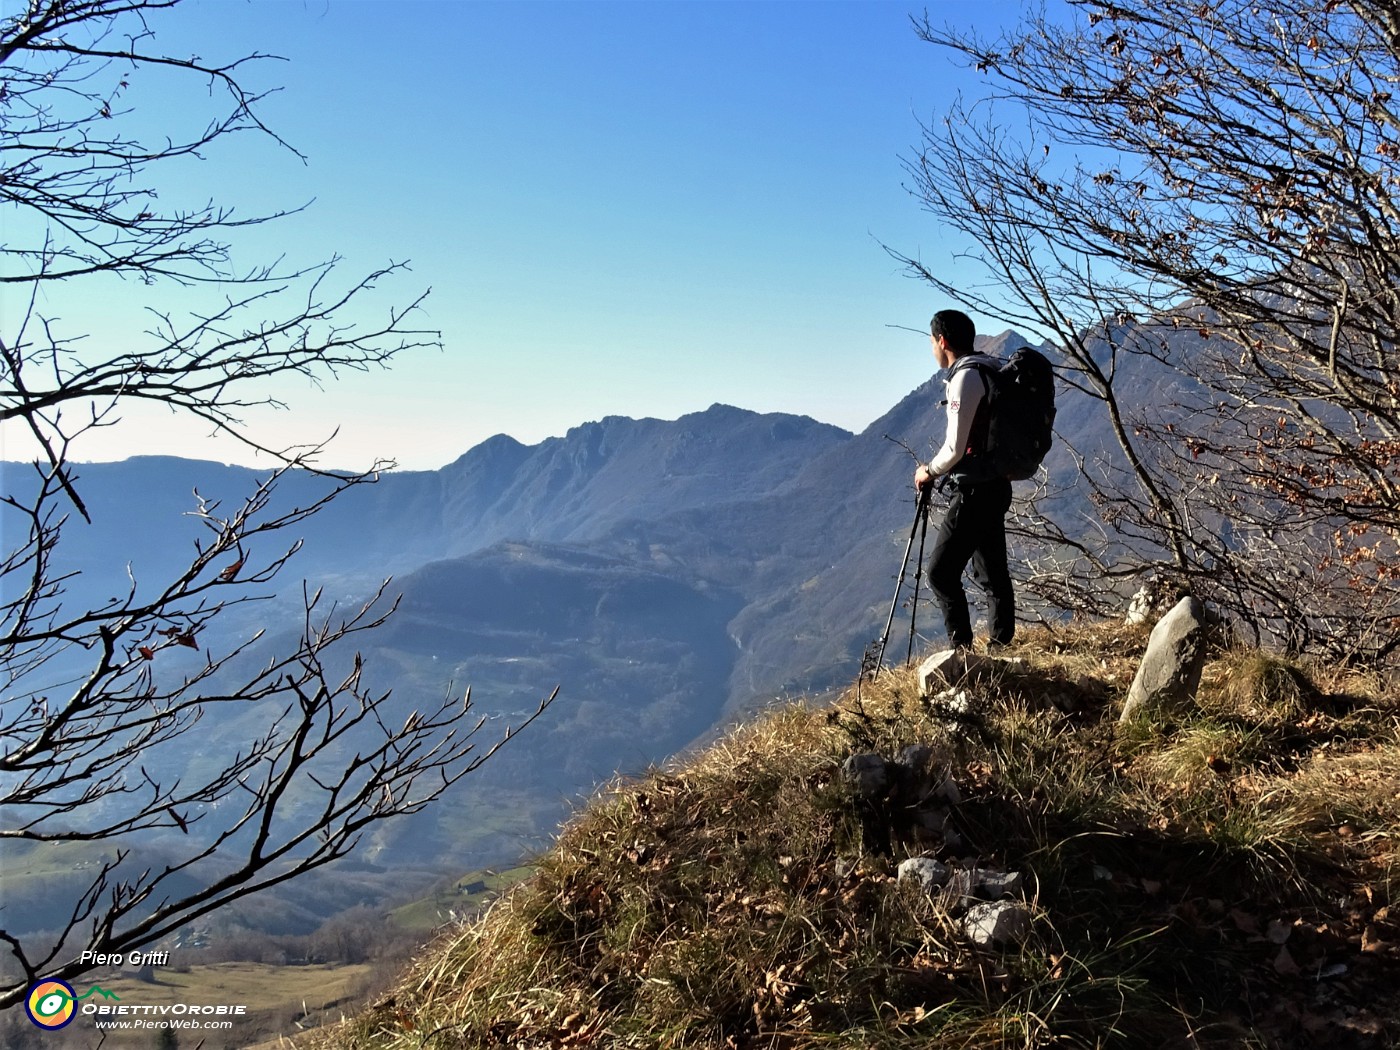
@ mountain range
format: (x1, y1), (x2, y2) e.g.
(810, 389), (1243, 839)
(4, 330), (1092, 931)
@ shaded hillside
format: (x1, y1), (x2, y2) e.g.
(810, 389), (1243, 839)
(360, 542), (744, 803)
(593, 331), (1042, 713)
(70, 542), (752, 884)
(316, 624), (1400, 1050)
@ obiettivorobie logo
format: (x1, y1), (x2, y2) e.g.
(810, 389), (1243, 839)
(24, 980), (120, 1030)
(25, 978), (248, 1033)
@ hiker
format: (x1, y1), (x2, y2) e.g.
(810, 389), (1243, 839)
(913, 309), (1015, 652)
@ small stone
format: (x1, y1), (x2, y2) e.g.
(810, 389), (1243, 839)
(918, 649), (991, 695)
(944, 865), (1026, 902)
(975, 870), (1026, 900)
(963, 901), (1031, 947)
(946, 867), (976, 899)
(1126, 574), (1175, 625)
(841, 753), (889, 799)
(898, 857), (951, 893)
(927, 688), (979, 733)
(1265, 924), (1293, 952)
(942, 689), (975, 715)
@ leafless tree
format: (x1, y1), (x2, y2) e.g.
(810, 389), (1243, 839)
(899, 0), (1400, 660)
(0, 0), (553, 1008)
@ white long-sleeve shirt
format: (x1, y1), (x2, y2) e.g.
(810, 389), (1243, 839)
(928, 354), (993, 476)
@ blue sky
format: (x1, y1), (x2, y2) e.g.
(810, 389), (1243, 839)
(8, 0), (1044, 472)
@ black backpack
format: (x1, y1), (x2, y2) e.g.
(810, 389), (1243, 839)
(958, 347), (1056, 481)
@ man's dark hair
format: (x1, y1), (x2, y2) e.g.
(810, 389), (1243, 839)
(931, 309), (976, 356)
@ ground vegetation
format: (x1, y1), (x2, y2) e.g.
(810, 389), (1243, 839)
(317, 623), (1400, 1049)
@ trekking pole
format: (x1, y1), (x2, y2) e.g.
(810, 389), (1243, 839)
(906, 488), (932, 667)
(872, 483), (932, 679)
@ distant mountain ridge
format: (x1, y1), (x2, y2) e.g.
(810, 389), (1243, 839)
(433, 404), (851, 552)
(4, 404), (848, 604)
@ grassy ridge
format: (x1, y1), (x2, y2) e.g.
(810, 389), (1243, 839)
(314, 622), (1400, 1049)
(389, 867), (536, 932)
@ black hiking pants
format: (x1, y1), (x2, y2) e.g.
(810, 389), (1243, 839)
(925, 475), (1015, 649)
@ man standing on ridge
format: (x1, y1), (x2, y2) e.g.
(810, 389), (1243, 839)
(913, 309), (1015, 652)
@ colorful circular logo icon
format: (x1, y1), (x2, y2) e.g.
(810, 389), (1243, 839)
(26, 979), (77, 1030)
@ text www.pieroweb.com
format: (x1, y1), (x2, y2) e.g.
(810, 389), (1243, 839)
(87, 1003), (246, 1031)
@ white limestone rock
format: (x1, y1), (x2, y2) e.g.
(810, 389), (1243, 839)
(1120, 595), (1210, 723)
(918, 649), (992, 695)
(963, 901), (1032, 947)
(897, 856), (952, 893)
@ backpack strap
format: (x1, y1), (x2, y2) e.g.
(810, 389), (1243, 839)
(947, 356), (993, 469)
(949, 354), (992, 394)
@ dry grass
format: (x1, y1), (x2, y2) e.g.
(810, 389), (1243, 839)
(313, 621), (1400, 1050)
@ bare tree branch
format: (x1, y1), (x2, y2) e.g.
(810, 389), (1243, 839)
(900, 0), (1400, 660)
(1, 0), (553, 1008)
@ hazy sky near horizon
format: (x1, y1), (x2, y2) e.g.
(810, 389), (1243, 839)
(4, 0), (1048, 473)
